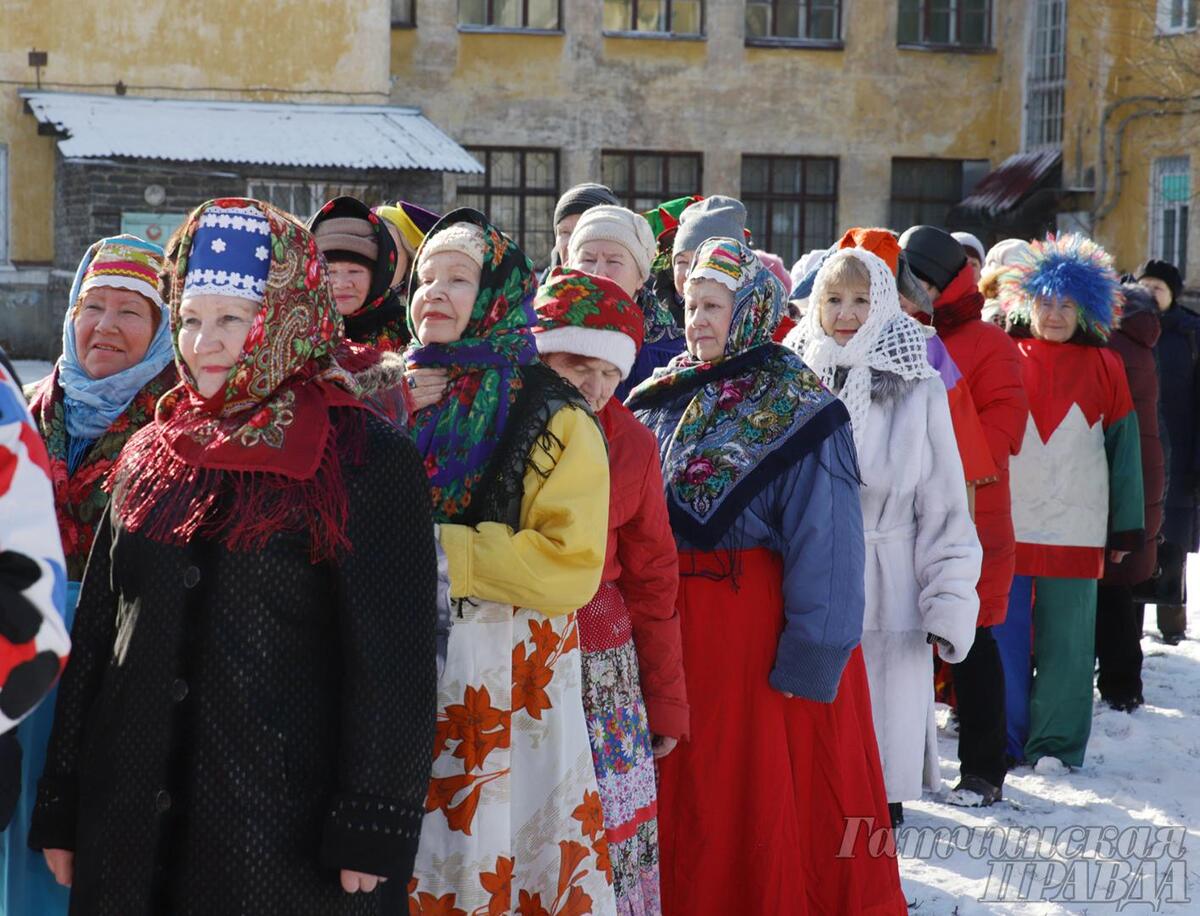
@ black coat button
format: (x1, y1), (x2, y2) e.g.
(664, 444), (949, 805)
(155, 790), (172, 813)
(171, 679), (189, 702)
(183, 566), (200, 589)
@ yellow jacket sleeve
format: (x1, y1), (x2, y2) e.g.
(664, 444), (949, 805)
(439, 404), (609, 616)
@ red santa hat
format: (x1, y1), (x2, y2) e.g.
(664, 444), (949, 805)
(533, 267), (645, 379)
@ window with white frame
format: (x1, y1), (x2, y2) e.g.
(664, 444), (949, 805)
(744, 0), (841, 43)
(245, 180), (371, 221)
(1024, 0), (1066, 150)
(603, 0), (703, 35)
(1157, 0), (1198, 33)
(1151, 157), (1190, 278)
(0, 145), (8, 265)
(897, 0), (991, 48)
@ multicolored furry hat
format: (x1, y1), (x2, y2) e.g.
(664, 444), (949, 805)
(1000, 233), (1122, 344)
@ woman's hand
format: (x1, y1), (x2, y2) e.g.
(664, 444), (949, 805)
(651, 735), (678, 759)
(44, 849), (74, 887)
(340, 869), (387, 894)
(404, 367), (450, 411)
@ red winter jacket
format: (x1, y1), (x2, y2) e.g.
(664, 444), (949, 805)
(1102, 305), (1165, 586)
(599, 401), (689, 739)
(933, 265), (1030, 627)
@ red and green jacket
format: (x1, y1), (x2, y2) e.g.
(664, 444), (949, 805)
(1008, 339), (1144, 579)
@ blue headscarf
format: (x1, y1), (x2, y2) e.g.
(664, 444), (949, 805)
(59, 236), (174, 465)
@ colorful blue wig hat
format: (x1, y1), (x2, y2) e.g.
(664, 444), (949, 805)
(1000, 233), (1122, 343)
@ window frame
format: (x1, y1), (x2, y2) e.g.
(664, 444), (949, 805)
(1023, 0), (1066, 150)
(897, 0), (993, 50)
(887, 157), (981, 230)
(244, 179), (371, 222)
(744, 0), (844, 48)
(600, 149), (704, 211)
(0, 144), (8, 266)
(1150, 156), (1191, 279)
(391, 0), (416, 28)
(602, 0), (705, 38)
(456, 146), (561, 267)
(1156, 0), (1199, 34)
(457, 0), (563, 32)
(740, 154), (840, 267)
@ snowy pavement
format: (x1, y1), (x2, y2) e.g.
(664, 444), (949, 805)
(10, 360), (53, 386)
(900, 560), (1200, 914)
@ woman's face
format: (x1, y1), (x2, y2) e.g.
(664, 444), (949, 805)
(1031, 296), (1080, 343)
(410, 251), (480, 345)
(684, 278), (735, 361)
(570, 240), (643, 299)
(177, 294), (259, 399)
(554, 213), (581, 267)
(73, 287), (158, 379)
(673, 250), (694, 298)
(819, 280), (872, 346)
(327, 261), (373, 316)
(1139, 277), (1173, 312)
(542, 352), (623, 413)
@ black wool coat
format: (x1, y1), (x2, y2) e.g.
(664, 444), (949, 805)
(28, 412), (438, 916)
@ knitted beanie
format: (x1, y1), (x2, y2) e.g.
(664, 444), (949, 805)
(312, 216), (378, 267)
(183, 205), (271, 303)
(418, 222), (486, 270)
(79, 234), (165, 308)
(567, 205), (657, 280)
(533, 267), (644, 378)
(553, 182), (620, 228)
(673, 195), (748, 257)
(1137, 258), (1184, 303)
(898, 225), (967, 291)
(952, 231), (986, 264)
(373, 200), (441, 257)
(984, 238), (1034, 272)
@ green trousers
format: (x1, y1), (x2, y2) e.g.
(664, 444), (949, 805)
(1027, 577), (1098, 767)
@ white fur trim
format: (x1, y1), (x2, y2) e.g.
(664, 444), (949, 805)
(419, 223), (485, 269)
(534, 325), (638, 379)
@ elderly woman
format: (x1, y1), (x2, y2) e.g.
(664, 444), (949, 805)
(790, 247), (982, 823)
(533, 268), (687, 915)
(401, 210), (616, 915)
(2, 235), (177, 916)
(27, 199), (439, 915)
(995, 234), (1144, 770)
(372, 199), (440, 349)
(628, 239), (906, 915)
(565, 205), (685, 399)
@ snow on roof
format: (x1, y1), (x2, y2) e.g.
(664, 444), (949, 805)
(20, 91), (483, 174)
(956, 148), (1062, 218)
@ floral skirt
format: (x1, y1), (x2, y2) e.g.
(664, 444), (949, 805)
(579, 583), (661, 916)
(408, 598), (616, 916)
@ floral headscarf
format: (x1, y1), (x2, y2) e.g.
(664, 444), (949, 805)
(111, 198), (371, 560)
(404, 208), (539, 523)
(627, 238), (849, 548)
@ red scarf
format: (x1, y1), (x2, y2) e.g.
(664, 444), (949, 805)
(111, 199), (376, 561)
(929, 263), (985, 334)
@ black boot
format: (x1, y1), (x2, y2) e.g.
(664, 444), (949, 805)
(888, 802), (904, 828)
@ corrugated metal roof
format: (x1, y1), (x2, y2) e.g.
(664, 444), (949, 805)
(20, 91), (483, 174)
(957, 148), (1062, 218)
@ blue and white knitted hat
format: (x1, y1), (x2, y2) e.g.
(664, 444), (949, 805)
(182, 205), (271, 302)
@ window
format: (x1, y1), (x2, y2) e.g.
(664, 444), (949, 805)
(741, 155), (838, 266)
(1024, 0), (1066, 149)
(0, 145), (7, 265)
(898, 0), (990, 48)
(1151, 157), (1190, 278)
(458, 0), (560, 29)
(601, 151), (702, 212)
(888, 158), (989, 230)
(1157, 0), (1198, 33)
(745, 0), (840, 43)
(603, 0), (703, 35)
(456, 147), (559, 266)
(245, 179), (372, 221)
(391, 0), (415, 26)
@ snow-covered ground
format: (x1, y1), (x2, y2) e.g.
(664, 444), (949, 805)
(11, 359), (53, 386)
(901, 560), (1200, 914)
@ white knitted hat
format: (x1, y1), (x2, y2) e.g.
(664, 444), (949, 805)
(567, 205), (657, 281)
(418, 222), (486, 270)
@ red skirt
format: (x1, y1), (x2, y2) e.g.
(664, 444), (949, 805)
(657, 548), (907, 916)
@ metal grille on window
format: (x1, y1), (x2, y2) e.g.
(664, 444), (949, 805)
(888, 158), (974, 230)
(458, 147), (560, 268)
(1152, 157), (1191, 278)
(600, 151), (703, 213)
(1025, 0), (1066, 150)
(740, 155), (838, 267)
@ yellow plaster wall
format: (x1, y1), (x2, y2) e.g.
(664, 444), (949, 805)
(0, 0), (391, 262)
